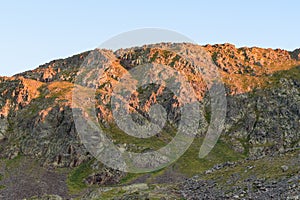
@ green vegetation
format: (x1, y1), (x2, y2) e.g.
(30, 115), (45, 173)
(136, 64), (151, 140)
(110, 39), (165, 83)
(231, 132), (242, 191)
(66, 159), (94, 194)
(170, 55), (181, 67)
(268, 65), (300, 86)
(150, 51), (159, 62)
(235, 136), (251, 157)
(103, 123), (176, 152)
(22, 102), (42, 118)
(94, 188), (127, 200)
(201, 150), (299, 187)
(162, 50), (172, 59)
(61, 68), (78, 82)
(174, 137), (245, 176)
(212, 52), (218, 63)
(48, 85), (73, 99)
(5, 154), (23, 169)
(119, 172), (143, 185)
(37, 84), (48, 99)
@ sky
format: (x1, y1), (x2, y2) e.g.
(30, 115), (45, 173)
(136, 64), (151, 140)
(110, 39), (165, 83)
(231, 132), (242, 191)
(0, 0), (299, 76)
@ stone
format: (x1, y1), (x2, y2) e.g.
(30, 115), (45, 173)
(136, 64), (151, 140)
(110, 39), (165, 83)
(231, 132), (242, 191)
(0, 133), (4, 140)
(281, 165), (289, 172)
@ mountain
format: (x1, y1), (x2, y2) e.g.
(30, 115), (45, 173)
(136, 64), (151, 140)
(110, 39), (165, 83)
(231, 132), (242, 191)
(0, 43), (299, 199)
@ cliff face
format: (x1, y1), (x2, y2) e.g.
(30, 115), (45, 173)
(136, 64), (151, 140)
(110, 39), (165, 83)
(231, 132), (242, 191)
(0, 43), (299, 199)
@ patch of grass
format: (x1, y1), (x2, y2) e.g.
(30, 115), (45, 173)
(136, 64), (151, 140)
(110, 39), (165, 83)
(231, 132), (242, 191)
(5, 154), (23, 169)
(174, 137), (245, 177)
(201, 150), (299, 187)
(108, 120), (244, 183)
(119, 173), (143, 185)
(47, 82), (74, 99)
(204, 109), (211, 123)
(212, 52), (218, 63)
(120, 166), (168, 185)
(37, 84), (49, 99)
(66, 159), (94, 194)
(0, 185), (5, 190)
(96, 188), (127, 200)
(267, 65), (300, 87)
(103, 123), (176, 152)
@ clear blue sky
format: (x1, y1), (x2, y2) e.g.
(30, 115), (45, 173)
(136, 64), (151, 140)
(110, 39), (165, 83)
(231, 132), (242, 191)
(1, 0), (299, 76)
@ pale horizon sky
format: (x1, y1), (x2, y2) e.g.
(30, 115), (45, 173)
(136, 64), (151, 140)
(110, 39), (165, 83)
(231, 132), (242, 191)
(1, 0), (299, 76)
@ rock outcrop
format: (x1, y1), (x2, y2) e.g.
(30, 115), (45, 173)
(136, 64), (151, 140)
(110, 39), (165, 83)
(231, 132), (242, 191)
(0, 43), (299, 199)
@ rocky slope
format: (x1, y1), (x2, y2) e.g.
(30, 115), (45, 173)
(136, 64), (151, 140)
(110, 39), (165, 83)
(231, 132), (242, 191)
(0, 43), (299, 199)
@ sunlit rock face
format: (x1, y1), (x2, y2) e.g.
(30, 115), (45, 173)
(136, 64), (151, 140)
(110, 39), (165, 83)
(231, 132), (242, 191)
(0, 43), (299, 199)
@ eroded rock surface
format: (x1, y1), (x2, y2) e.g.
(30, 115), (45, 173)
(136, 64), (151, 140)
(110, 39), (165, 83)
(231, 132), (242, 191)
(0, 43), (299, 199)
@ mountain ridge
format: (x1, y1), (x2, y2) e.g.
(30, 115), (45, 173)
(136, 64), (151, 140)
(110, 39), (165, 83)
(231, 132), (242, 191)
(10, 43), (300, 79)
(0, 43), (299, 199)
